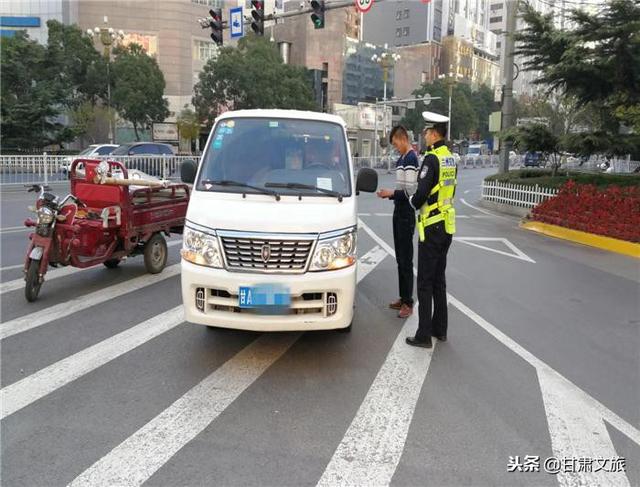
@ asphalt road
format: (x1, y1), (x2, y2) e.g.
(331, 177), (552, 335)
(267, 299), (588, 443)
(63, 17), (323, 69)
(1, 168), (638, 487)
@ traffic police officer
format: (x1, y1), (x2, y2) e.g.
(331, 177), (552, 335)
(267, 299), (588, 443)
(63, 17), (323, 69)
(405, 111), (457, 349)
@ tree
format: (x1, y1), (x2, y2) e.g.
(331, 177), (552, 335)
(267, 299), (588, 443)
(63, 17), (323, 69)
(0, 31), (66, 149)
(504, 124), (563, 176)
(192, 35), (317, 128)
(400, 80), (482, 142)
(111, 43), (169, 140)
(176, 106), (200, 154)
(516, 0), (640, 157)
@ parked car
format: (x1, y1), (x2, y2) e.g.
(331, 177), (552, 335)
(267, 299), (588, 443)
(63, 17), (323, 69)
(61, 144), (118, 178)
(110, 142), (176, 176)
(524, 151), (544, 167)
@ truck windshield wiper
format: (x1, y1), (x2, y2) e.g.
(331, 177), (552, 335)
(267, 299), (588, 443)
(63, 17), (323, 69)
(264, 182), (343, 202)
(200, 179), (280, 201)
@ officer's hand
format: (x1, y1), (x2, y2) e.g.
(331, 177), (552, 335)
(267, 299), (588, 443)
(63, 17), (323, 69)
(376, 189), (394, 199)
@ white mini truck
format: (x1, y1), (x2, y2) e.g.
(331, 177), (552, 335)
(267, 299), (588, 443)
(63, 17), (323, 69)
(180, 110), (378, 332)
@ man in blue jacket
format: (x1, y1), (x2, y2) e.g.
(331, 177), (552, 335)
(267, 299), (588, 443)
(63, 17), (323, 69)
(376, 125), (419, 319)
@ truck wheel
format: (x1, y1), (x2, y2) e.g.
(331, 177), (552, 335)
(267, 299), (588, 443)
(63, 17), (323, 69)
(144, 233), (167, 274)
(103, 259), (121, 269)
(25, 259), (43, 302)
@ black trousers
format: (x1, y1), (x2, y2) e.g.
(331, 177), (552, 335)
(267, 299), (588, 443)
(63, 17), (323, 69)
(416, 221), (452, 340)
(392, 208), (415, 306)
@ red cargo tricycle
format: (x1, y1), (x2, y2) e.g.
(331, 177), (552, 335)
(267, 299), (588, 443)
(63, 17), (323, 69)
(22, 159), (190, 302)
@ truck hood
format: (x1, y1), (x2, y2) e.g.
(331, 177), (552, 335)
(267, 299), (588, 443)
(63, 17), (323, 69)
(186, 191), (356, 234)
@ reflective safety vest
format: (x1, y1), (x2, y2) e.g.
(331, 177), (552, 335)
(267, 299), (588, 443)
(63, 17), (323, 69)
(417, 144), (457, 242)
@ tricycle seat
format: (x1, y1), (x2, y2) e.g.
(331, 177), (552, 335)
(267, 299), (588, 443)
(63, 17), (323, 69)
(73, 182), (126, 209)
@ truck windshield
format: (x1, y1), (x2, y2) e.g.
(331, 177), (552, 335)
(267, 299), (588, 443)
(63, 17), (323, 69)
(468, 147), (481, 155)
(197, 118), (352, 197)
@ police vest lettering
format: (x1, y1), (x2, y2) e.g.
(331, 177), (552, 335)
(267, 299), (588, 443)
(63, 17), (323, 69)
(417, 145), (457, 242)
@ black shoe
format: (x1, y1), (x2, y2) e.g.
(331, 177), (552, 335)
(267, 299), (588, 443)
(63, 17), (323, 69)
(434, 335), (447, 342)
(406, 336), (432, 349)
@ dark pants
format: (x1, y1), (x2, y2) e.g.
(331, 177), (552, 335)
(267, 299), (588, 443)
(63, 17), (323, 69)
(416, 221), (452, 340)
(392, 208), (415, 307)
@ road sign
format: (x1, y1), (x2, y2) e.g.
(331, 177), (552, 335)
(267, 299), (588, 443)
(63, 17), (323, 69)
(423, 93), (431, 106)
(355, 0), (373, 13)
(230, 6), (243, 39)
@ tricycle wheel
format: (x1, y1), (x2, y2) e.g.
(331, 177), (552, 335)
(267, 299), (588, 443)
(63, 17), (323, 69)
(103, 259), (121, 269)
(25, 259), (43, 302)
(144, 233), (167, 274)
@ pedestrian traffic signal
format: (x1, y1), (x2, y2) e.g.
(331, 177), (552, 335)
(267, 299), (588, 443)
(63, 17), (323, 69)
(310, 0), (325, 29)
(209, 8), (223, 46)
(251, 0), (264, 36)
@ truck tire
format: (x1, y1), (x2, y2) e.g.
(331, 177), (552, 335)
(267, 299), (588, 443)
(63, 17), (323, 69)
(144, 233), (167, 274)
(103, 258), (121, 269)
(25, 259), (43, 302)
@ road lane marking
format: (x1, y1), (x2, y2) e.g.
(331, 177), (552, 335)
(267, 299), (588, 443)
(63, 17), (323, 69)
(357, 246), (387, 282)
(0, 227), (28, 235)
(464, 189), (470, 194)
(0, 240), (182, 294)
(67, 332), (300, 487)
(459, 198), (516, 221)
(0, 307), (185, 420)
(65, 250), (386, 486)
(537, 368), (631, 487)
(359, 218), (639, 484)
(0, 263), (24, 272)
(0, 265), (181, 340)
(317, 309), (433, 486)
(454, 237), (536, 263)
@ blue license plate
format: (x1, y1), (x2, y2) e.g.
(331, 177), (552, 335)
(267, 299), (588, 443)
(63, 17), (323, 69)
(239, 284), (291, 308)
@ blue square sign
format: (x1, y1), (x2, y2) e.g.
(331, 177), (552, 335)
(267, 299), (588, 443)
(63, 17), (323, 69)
(230, 7), (243, 39)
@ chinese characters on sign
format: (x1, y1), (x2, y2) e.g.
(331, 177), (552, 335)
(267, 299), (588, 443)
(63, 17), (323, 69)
(507, 456), (626, 474)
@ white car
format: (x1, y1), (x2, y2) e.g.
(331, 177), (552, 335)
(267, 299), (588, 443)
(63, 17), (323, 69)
(62, 144), (118, 177)
(179, 109), (378, 332)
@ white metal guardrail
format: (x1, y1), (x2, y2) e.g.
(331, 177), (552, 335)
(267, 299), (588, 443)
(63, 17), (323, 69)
(482, 180), (558, 209)
(0, 154), (198, 186)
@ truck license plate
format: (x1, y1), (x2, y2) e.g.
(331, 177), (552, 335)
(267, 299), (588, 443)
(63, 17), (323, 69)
(239, 284), (290, 309)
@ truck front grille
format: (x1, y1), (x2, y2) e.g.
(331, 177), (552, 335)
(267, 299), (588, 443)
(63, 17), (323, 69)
(220, 236), (314, 273)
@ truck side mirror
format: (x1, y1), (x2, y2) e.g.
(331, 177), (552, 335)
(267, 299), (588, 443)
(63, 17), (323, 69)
(181, 159), (197, 184)
(356, 168), (378, 194)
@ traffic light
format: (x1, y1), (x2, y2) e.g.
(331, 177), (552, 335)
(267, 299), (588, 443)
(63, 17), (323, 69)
(209, 8), (223, 46)
(310, 0), (325, 29)
(251, 0), (264, 36)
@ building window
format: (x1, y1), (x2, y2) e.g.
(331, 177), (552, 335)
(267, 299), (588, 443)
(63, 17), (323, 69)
(403, 26), (409, 36)
(491, 3), (503, 11)
(496, 41), (502, 48)
(396, 10), (402, 20)
(396, 28), (402, 37)
(194, 40), (217, 61)
(192, 0), (223, 6)
(403, 9), (410, 18)
(421, 71), (428, 84)
(490, 16), (503, 23)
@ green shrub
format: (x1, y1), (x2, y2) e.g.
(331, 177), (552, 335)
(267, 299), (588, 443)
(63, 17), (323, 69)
(485, 170), (640, 188)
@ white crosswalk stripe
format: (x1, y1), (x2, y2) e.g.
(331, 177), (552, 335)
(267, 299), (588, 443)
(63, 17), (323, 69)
(317, 309), (433, 486)
(0, 264), (181, 340)
(0, 307), (184, 420)
(0, 240), (182, 295)
(66, 246), (388, 487)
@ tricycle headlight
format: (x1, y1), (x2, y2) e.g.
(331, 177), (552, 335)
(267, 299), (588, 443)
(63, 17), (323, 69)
(310, 229), (357, 271)
(181, 227), (223, 268)
(36, 207), (55, 225)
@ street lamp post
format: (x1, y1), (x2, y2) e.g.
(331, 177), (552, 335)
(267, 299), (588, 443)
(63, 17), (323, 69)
(87, 17), (124, 145)
(438, 64), (463, 141)
(371, 50), (400, 161)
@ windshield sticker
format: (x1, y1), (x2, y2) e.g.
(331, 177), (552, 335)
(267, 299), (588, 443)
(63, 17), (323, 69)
(317, 177), (333, 191)
(224, 127), (234, 134)
(226, 120), (235, 128)
(269, 121), (279, 128)
(215, 134), (224, 141)
(324, 135), (331, 141)
(213, 140), (223, 150)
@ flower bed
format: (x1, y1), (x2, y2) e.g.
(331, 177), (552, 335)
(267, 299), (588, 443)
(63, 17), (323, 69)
(530, 180), (640, 242)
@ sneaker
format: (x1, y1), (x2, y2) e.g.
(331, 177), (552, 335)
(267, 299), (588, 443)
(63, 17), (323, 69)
(398, 303), (413, 319)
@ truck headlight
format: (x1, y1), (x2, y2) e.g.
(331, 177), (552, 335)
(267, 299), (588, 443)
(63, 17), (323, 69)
(181, 226), (223, 268)
(310, 228), (357, 271)
(36, 207), (55, 225)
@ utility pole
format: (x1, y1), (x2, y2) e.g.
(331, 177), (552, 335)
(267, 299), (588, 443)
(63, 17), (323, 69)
(499, 0), (518, 173)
